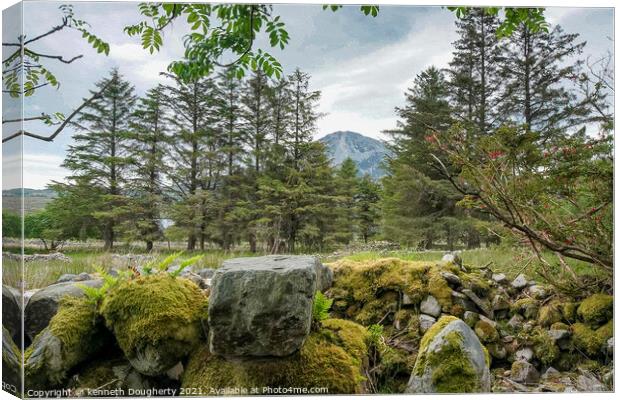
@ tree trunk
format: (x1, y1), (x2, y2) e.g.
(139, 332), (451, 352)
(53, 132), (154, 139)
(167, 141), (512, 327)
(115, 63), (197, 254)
(146, 240), (153, 252)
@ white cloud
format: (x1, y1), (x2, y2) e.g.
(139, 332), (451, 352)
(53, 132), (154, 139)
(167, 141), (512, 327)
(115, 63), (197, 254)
(21, 154), (68, 190)
(313, 10), (456, 139)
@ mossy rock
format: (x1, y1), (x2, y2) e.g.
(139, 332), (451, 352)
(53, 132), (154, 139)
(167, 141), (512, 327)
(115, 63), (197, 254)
(571, 320), (613, 357)
(561, 302), (578, 323)
(531, 328), (560, 366)
(25, 297), (112, 389)
(537, 301), (562, 327)
(328, 259), (455, 325)
(406, 316), (491, 393)
(550, 322), (569, 331)
(511, 298), (539, 320)
(181, 318), (368, 394)
(474, 320), (499, 344)
(577, 294), (613, 327)
(100, 275), (208, 376)
(2, 326), (21, 395)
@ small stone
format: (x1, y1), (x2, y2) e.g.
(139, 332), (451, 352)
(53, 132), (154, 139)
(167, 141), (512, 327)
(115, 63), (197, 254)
(487, 342), (507, 359)
(541, 367), (561, 380)
(492, 273), (507, 284)
(492, 294), (510, 311)
(502, 335), (514, 343)
(511, 274), (528, 290)
(76, 272), (92, 281)
(461, 288), (493, 318)
(440, 271), (461, 287)
(547, 329), (570, 342)
(197, 268), (215, 279)
(606, 337), (613, 354)
(474, 319), (499, 343)
(515, 347), (534, 362)
(420, 295), (441, 317)
(576, 373), (606, 392)
(527, 285), (547, 299)
(56, 274), (78, 283)
(166, 362), (184, 381)
(402, 293), (414, 305)
(511, 360), (540, 384)
(508, 314), (523, 330)
(464, 311), (479, 327)
(418, 314), (436, 334)
(442, 252), (462, 267)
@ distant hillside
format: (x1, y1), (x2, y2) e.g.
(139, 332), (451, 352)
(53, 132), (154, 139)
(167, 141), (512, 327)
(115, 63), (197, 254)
(319, 131), (390, 179)
(2, 188), (55, 214)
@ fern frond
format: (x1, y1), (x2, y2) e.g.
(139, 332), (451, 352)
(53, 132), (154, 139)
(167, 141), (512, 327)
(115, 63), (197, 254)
(312, 291), (333, 322)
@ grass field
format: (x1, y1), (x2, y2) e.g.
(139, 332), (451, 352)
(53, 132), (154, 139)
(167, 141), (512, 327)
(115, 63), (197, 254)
(1, 244), (600, 290)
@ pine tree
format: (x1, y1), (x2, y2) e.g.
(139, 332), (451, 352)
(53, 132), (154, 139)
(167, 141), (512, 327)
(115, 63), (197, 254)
(498, 23), (587, 138)
(355, 174), (381, 244)
(162, 75), (218, 250)
(382, 67), (468, 249)
(447, 8), (503, 134)
(332, 158), (359, 244)
(125, 85), (169, 251)
(241, 70), (272, 174)
(63, 68), (136, 250)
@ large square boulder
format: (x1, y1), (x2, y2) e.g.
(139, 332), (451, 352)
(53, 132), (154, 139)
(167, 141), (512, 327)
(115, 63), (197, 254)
(208, 255), (327, 357)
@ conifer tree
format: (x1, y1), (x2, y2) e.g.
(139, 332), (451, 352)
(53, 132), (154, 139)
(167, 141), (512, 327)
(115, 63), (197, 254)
(162, 75), (216, 250)
(125, 85), (169, 251)
(498, 23), (587, 138)
(355, 174), (381, 244)
(63, 68), (136, 250)
(447, 8), (503, 133)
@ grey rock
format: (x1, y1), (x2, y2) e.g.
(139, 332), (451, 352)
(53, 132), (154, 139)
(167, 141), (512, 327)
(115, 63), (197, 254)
(402, 293), (414, 305)
(2, 327), (21, 394)
(547, 329), (570, 342)
(492, 273), (507, 284)
(440, 271), (461, 287)
(452, 291), (478, 313)
(24, 279), (102, 341)
(2, 285), (22, 346)
(442, 252), (462, 267)
(76, 272), (92, 281)
(515, 347), (534, 362)
(420, 295), (441, 318)
(527, 285), (547, 300)
(487, 342), (507, 359)
(208, 255), (321, 357)
(606, 337), (613, 354)
(197, 268), (216, 279)
(166, 362), (184, 381)
(511, 274), (528, 290)
(511, 360), (539, 383)
(315, 261), (334, 292)
(418, 314), (436, 334)
(461, 288), (493, 318)
(56, 274), (78, 283)
(575, 372), (606, 392)
(406, 318), (490, 393)
(464, 311), (479, 327)
(492, 294), (510, 311)
(128, 344), (186, 377)
(541, 367), (561, 380)
(479, 315), (497, 328)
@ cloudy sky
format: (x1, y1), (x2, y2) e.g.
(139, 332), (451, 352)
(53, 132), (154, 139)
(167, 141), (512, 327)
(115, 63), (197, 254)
(1, 1), (614, 189)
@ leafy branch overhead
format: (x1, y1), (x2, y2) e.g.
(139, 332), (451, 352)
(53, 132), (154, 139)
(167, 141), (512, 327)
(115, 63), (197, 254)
(448, 7), (549, 38)
(2, 4), (109, 98)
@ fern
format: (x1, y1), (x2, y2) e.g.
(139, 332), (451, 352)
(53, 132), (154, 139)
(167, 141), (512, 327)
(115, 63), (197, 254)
(367, 324), (385, 347)
(156, 251), (184, 272)
(169, 255), (203, 278)
(312, 291), (333, 322)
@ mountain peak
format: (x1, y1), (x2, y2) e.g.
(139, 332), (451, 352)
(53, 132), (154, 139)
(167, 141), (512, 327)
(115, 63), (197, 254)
(318, 131), (389, 179)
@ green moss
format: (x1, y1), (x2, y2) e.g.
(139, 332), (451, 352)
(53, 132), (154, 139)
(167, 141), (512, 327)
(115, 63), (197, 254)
(550, 322), (569, 331)
(561, 302), (578, 322)
(577, 294), (613, 327)
(100, 274), (207, 361)
(537, 301), (562, 327)
(571, 320), (613, 357)
(427, 266), (453, 311)
(181, 318), (368, 394)
(474, 320), (499, 343)
(413, 315), (459, 377)
(423, 330), (479, 393)
(461, 275), (490, 297)
(25, 297), (112, 387)
(511, 298), (539, 320)
(482, 345), (491, 368)
(532, 328), (559, 366)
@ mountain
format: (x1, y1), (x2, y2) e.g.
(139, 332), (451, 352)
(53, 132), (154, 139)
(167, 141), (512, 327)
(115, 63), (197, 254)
(2, 188), (56, 214)
(319, 131), (390, 179)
